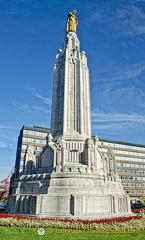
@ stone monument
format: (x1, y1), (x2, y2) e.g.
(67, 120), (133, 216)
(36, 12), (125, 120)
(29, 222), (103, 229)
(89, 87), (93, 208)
(9, 11), (133, 219)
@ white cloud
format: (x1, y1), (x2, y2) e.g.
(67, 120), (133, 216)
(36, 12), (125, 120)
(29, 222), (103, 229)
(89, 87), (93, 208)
(13, 102), (30, 110)
(93, 62), (145, 82)
(114, 4), (145, 36)
(91, 85), (144, 107)
(13, 102), (50, 115)
(0, 141), (9, 148)
(28, 87), (52, 105)
(33, 105), (51, 113)
(87, 1), (145, 36)
(92, 122), (142, 135)
(92, 110), (145, 123)
(92, 123), (130, 134)
(0, 125), (15, 129)
(91, 110), (145, 134)
(91, 62), (145, 109)
(93, 123), (124, 130)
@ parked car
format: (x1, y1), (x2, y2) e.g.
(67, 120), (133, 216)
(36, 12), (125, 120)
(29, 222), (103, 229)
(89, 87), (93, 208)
(131, 203), (145, 210)
(0, 203), (7, 209)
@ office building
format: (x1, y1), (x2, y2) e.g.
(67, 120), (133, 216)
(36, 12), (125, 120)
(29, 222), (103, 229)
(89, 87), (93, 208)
(98, 138), (145, 202)
(15, 125), (50, 178)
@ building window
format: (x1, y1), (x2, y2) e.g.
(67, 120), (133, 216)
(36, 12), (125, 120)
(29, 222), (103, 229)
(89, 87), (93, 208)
(23, 137), (46, 144)
(24, 129), (48, 137)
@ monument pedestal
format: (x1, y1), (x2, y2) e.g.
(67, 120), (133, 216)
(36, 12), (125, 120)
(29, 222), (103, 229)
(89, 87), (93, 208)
(10, 170), (133, 219)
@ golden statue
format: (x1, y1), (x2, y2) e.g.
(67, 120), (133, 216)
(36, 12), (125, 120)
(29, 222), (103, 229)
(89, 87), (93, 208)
(66, 10), (78, 33)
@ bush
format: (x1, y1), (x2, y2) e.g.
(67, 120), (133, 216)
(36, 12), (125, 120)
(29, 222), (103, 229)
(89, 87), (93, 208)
(140, 195), (145, 205)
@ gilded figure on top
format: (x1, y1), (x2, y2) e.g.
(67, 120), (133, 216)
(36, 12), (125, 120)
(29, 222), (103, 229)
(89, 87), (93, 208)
(66, 10), (78, 33)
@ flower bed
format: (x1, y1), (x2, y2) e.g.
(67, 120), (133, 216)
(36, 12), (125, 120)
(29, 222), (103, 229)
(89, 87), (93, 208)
(0, 212), (144, 231)
(0, 213), (141, 223)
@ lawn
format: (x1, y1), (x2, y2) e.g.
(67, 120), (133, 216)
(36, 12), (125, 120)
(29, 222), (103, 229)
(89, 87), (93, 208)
(0, 227), (144, 240)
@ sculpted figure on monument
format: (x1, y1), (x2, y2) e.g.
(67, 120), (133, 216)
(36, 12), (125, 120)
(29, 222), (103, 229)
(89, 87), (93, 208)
(87, 138), (95, 152)
(46, 132), (53, 143)
(25, 160), (35, 174)
(84, 138), (95, 167)
(55, 138), (65, 151)
(54, 138), (65, 167)
(66, 10), (78, 33)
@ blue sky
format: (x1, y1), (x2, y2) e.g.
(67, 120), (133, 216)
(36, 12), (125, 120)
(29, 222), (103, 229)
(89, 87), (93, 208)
(1, 0), (145, 180)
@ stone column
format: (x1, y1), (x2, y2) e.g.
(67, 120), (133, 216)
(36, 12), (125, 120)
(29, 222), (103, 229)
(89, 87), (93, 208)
(20, 196), (25, 213)
(73, 195), (83, 216)
(112, 195), (119, 214)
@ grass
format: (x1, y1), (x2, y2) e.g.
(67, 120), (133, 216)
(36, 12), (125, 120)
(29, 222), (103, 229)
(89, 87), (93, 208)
(0, 227), (145, 240)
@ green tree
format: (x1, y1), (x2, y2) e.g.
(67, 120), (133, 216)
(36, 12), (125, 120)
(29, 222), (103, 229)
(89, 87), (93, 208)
(140, 195), (145, 205)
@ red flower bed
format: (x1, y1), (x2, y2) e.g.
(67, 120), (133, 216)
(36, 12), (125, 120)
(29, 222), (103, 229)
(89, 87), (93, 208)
(0, 213), (34, 220)
(132, 208), (145, 213)
(56, 216), (141, 223)
(0, 213), (141, 223)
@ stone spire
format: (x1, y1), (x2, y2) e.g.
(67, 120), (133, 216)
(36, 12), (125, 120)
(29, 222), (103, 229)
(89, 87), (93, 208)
(51, 31), (91, 139)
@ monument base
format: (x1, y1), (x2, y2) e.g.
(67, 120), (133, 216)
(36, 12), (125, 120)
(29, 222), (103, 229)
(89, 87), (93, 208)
(9, 171), (134, 219)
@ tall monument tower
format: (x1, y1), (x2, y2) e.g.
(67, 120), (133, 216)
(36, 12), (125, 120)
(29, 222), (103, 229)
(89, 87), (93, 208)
(9, 11), (133, 219)
(51, 16), (91, 139)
